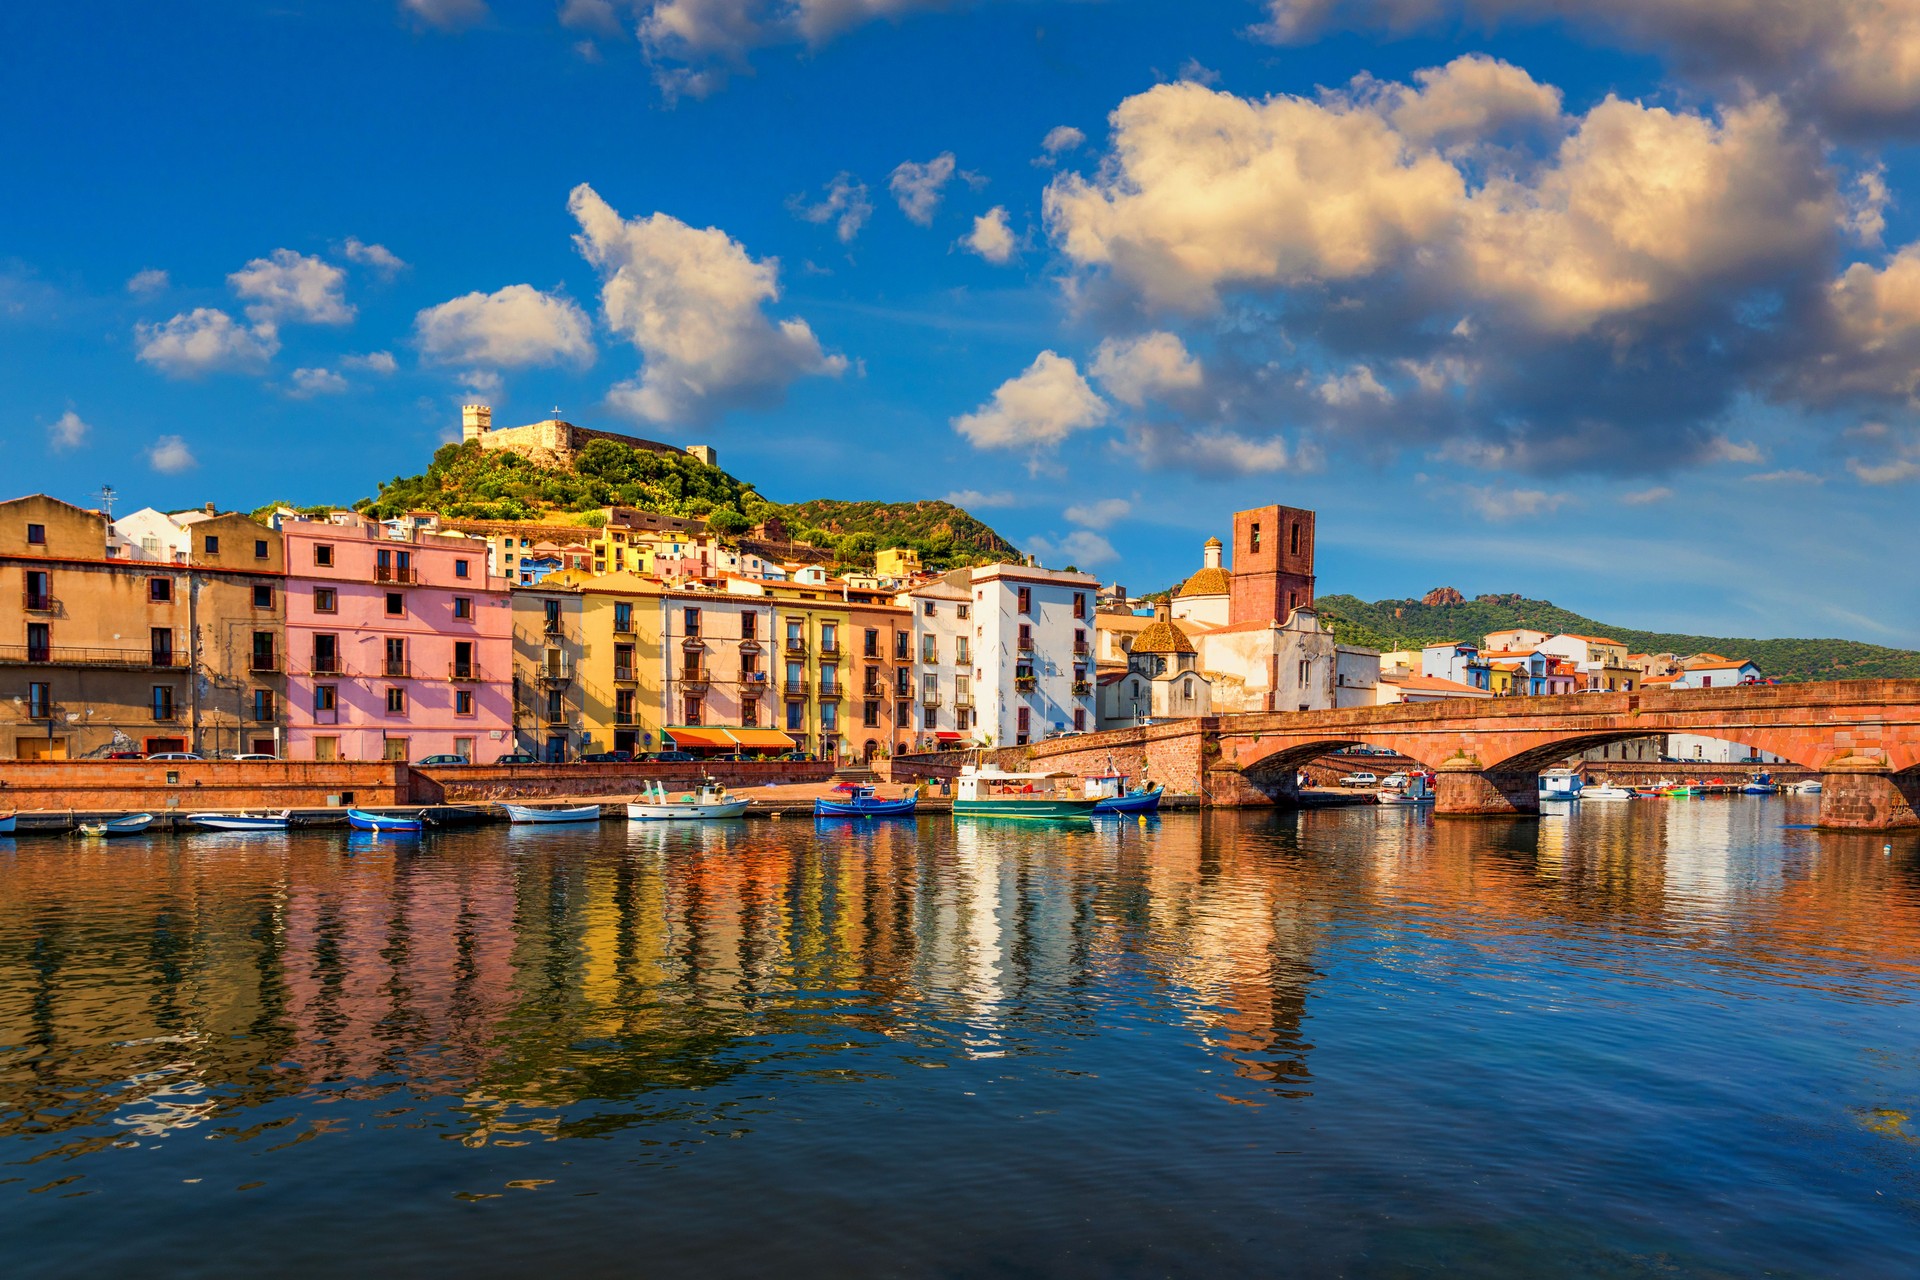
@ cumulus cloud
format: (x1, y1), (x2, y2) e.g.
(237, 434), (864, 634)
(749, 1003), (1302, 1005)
(1125, 421), (1296, 473)
(147, 435), (197, 474)
(229, 249), (354, 326)
(125, 268), (168, 295)
(1791, 244), (1920, 402)
(415, 284), (595, 369)
(342, 237), (408, 276)
(289, 367), (350, 397)
(1027, 529), (1118, 567)
(961, 206), (1018, 264)
(403, 0), (489, 30)
(943, 489), (1018, 508)
(1089, 331), (1203, 407)
(1063, 497), (1131, 529)
(1619, 485), (1673, 505)
(952, 351), (1109, 450)
(638, 0), (963, 96)
(1845, 420), (1920, 483)
(789, 172), (872, 243)
(559, 0), (625, 35)
(1034, 124), (1086, 165)
(569, 182), (845, 425)
(47, 410), (90, 451)
(889, 152), (957, 225)
(1383, 53), (1563, 150)
(1457, 484), (1572, 520)
(1316, 364), (1392, 406)
(136, 308), (281, 377)
(342, 350), (399, 374)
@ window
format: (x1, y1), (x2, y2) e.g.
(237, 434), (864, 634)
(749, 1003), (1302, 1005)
(897, 701), (912, 729)
(151, 627), (174, 666)
(1291, 522), (1301, 556)
(384, 592), (403, 616)
(1250, 522), (1261, 552)
(1016, 707), (1030, 741)
(740, 611), (756, 639)
(315, 685), (337, 712)
(821, 703), (837, 733)
(1072, 592), (1086, 619)
(821, 622), (838, 653)
(252, 538), (268, 560)
(28, 682), (50, 718)
(684, 698), (703, 725)
(863, 700), (880, 727)
(26, 523), (46, 546)
(956, 637), (969, 664)
(895, 667), (911, 697)
(864, 628), (879, 657)
(312, 736), (339, 762)
(1073, 629), (1087, 654)
(957, 604), (970, 620)
(819, 666), (836, 694)
(922, 635), (937, 663)
(955, 674), (971, 706)
(251, 632), (275, 671)
(452, 640), (474, 679)
(1288, 591), (1298, 613)
(24, 570), (50, 611)
(922, 601), (935, 617)
(455, 559), (470, 579)
(786, 701), (805, 731)
(312, 634), (339, 674)
(383, 737), (409, 762)
(895, 630), (910, 660)
(1184, 678), (1194, 700)
(27, 622), (51, 663)
(385, 637), (407, 676)
(251, 689), (274, 722)
(741, 699), (759, 727)
(455, 690), (474, 716)
(314, 587), (337, 613)
(1298, 659), (1310, 684)
(544, 690), (563, 723)
(614, 601), (634, 632)
(386, 687), (407, 714)
(612, 689), (635, 725)
(152, 686), (175, 721)
(684, 606), (701, 635)
(1073, 708), (1086, 732)
(453, 596), (473, 620)
(1017, 587), (1032, 613)
(786, 618), (804, 647)
(1017, 624), (1033, 651)
(149, 577), (172, 603)
(923, 707), (937, 730)
(204, 535), (219, 554)
(247, 584), (272, 610)
(922, 672), (938, 702)
(314, 544), (333, 567)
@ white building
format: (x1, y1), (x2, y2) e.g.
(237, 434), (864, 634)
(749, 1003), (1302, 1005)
(908, 571), (977, 747)
(958, 563), (1099, 746)
(1667, 733), (1787, 764)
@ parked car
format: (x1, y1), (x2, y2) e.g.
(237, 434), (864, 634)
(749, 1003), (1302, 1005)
(416, 754), (469, 766)
(102, 751), (143, 760)
(495, 752), (540, 765)
(233, 753), (280, 761)
(711, 752), (753, 761)
(646, 750), (695, 763)
(1381, 772), (1409, 788)
(1338, 771), (1379, 787)
(776, 750), (812, 761)
(147, 752), (204, 761)
(579, 750), (635, 763)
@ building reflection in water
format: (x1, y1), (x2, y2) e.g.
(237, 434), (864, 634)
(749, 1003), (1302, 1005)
(2, 808), (1916, 1167)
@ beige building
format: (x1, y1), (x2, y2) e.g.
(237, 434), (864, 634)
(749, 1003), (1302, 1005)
(1095, 610), (1212, 728)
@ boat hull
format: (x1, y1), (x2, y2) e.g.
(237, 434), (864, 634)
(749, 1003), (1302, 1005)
(502, 804), (603, 824)
(626, 800), (750, 821)
(79, 814), (154, 837)
(1581, 788), (1635, 801)
(1092, 787), (1163, 815)
(347, 810), (422, 833)
(187, 814), (290, 831)
(954, 798), (1101, 821)
(814, 797), (919, 818)
(0, 814), (15, 835)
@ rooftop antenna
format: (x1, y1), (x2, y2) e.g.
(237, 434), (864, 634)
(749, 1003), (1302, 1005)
(98, 483), (117, 517)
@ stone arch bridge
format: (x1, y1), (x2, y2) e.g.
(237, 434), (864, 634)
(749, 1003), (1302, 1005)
(1017, 680), (1920, 830)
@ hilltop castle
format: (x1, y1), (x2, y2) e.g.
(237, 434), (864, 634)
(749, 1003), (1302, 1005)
(460, 404), (719, 472)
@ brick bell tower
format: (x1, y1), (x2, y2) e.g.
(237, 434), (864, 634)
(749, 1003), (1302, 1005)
(1228, 504), (1316, 625)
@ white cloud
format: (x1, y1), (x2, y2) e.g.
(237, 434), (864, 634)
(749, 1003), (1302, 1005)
(790, 172), (873, 243)
(1064, 497), (1131, 529)
(1089, 331), (1203, 407)
(1619, 485), (1673, 505)
(342, 237), (408, 276)
(47, 410), (89, 451)
(414, 284), (595, 369)
(342, 350), (399, 374)
(229, 248), (354, 326)
(459, 369), (505, 403)
(1744, 469), (1824, 484)
(943, 489), (1018, 508)
(289, 367), (349, 397)
(1703, 437), (1765, 464)
(1317, 364), (1392, 406)
(1385, 54), (1563, 150)
(1796, 243), (1920, 401)
(135, 308), (281, 377)
(1844, 420), (1920, 483)
(1027, 529), (1118, 567)
(559, 0), (625, 35)
(1844, 165), (1890, 245)
(569, 182), (845, 424)
(889, 152), (957, 225)
(638, 1), (962, 96)
(1458, 484), (1572, 520)
(1132, 423), (1296, 472)
(961, 206), (1018, 264)
(1035, 124), (1086, 165)
(125, 268), (169, 295)
(952, 351), (1109, 450)
(147, 435), (197, 474)
(403, 0), (489, 30)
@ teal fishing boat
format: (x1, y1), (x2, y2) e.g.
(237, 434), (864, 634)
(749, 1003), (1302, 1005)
(953, 765), (1101, 821)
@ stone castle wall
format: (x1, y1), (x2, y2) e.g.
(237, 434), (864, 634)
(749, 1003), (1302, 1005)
(478, 421), (686, 469)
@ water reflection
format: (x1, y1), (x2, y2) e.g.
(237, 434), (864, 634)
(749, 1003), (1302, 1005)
(3, 805), (1919, 1277)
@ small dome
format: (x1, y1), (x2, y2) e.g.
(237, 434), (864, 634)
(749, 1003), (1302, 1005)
(1204, 536), (1222, 548)
(1175, 566), (1232, 598)
(1132, 619), (1196, 654)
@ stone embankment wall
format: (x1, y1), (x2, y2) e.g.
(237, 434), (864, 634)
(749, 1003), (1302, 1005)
(421, 760), (833, 801)
(1578, 761), (1815, 785)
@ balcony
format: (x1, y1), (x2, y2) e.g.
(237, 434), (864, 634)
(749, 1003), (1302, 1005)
(817, 684), (843, 700)
(1071, 681), (1092, 696)
(382, 658), (411, 678)
(954, 692), (974, 708)
(1017, 640), (1035, 654)
(23, 590), (54, 613)
(920, 690), (940, 706)
(249, 653), (280, 673)
(374, 564), (419, 585)
(537, 664), (571, 685)
(679, 672), (711, 694)
(783, 638), (808, 656)
(784, 680), (810, 699)
(613, 665), (636, 683)
(819, 643), (841, 660)
(450, 663), (485, 682)
(738, 673), (770, 694)
(1072, 645), (1091, 659)
(305, 656), (345, 677)
(0, 644), (176, 670)
(1014, 676), (1037, 692)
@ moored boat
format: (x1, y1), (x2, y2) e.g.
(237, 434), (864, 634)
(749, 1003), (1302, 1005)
(501, 802), (603, 824)
(1539, 768), (1583, 802)
(1792, 779), (1823, 795)
(814, 783), (918, 818)
(347, 809), (424, 833)
(1582, 785), (1635, 801)
(0, 811), (15, 835)
(186, 810), (291, 832)
(78, 813), (154, 837)
(953, 765), (1101, 821)
(1084, 771), (1165, 815)
(1742, 771), (1781, 796)
(627, 780), (750, 821)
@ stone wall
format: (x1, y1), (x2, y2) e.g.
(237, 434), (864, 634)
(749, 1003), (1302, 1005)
(0, 760), (412, 811)
(418, 759), (835, 801)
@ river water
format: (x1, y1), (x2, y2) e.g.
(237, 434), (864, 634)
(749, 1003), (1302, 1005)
(3, 800), (1918, 1277)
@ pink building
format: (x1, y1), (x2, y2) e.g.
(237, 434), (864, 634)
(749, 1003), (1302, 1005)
(277, 512), (513, 762)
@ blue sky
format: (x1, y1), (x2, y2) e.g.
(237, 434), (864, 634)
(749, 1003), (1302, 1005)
(6, 1), (1920, 646)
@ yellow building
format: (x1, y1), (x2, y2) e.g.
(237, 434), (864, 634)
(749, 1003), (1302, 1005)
(510, 571), (663, 759)
(875, 547), (922, 579)
(722, 579), (852, 759)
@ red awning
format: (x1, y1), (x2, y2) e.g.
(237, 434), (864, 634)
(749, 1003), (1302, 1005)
(934, 732), (965, 741)
(664, 726), (735, 750)
(728, 729), (800, 750)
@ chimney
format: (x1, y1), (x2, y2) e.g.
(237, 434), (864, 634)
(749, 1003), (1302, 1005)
(462, 404), (493, 443)
(205, 502), (216, 514)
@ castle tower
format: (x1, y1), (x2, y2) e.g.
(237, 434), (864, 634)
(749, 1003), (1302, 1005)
(461, 403), (492, 444)
(1228, 504), (1316, 625)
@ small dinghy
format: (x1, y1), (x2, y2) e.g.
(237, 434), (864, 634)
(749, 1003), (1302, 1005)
(1581, 786), (1635, 801)
(187, 810), (291, 832)
(1792, 779), (1823, 795)
(502, 802), (603, 824)
(0, 811), (15, 836)
(814, 783), (918, 818)
(1742, 771), (1781, 796)
(78, 813), (154, 837)
(627, 780), (749, 821)
(347, 809), (424, 834)
(1084, 770), (1166, 815)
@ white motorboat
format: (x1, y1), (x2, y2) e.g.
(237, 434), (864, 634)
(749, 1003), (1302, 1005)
(627, 780), (750, 821)
(78, 813), (154, 837)
(501, 802), (603, 824)
(1377, 775), (1434, 806)
(1791, 779), (1823, 795)
(186, 810), (291, 832)
(1581, 786), (1635, 801)
(1538, 768), (1583, 802)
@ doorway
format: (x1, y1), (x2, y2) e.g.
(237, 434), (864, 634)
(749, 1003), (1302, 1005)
(18, 737), (67, 761)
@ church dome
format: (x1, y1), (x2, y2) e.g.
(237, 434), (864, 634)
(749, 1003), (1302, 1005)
(1132, 618), (1196, 654)
(1175, 566), (1232, 598)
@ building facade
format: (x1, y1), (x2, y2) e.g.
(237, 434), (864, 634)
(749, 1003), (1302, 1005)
(967, 564), (1099, 746)
(909, 571), (977, 750)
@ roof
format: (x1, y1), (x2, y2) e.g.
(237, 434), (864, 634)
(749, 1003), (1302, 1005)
(1175, 566), (1233, 598)
(1392, 674), (1489, 695)
(1681, 659), (1757, 672)
(1131, 618), (1196, 654)
(1559, 633), (1626, 646)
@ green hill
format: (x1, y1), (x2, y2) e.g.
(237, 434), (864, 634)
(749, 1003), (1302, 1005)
(350, 439), (1014, 570)
(1316, 591), (1920, 683)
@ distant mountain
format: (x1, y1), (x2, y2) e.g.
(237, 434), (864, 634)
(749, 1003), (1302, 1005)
(1316, 591), (1920, 683)
(352, 439), (1015, 571)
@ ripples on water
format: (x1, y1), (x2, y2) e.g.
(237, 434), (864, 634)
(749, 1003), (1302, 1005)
(2, 800), (1918, 1278)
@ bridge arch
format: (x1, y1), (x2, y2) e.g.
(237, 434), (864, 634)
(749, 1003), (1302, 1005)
(1234, 737), (1439, 790)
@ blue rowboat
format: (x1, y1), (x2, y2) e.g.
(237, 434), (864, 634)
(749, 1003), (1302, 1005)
(347, 809), (423, 834)
(187, 810), (291, 832)
(815, 784), (918, 818)
(1092, 785), (1163, 815)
